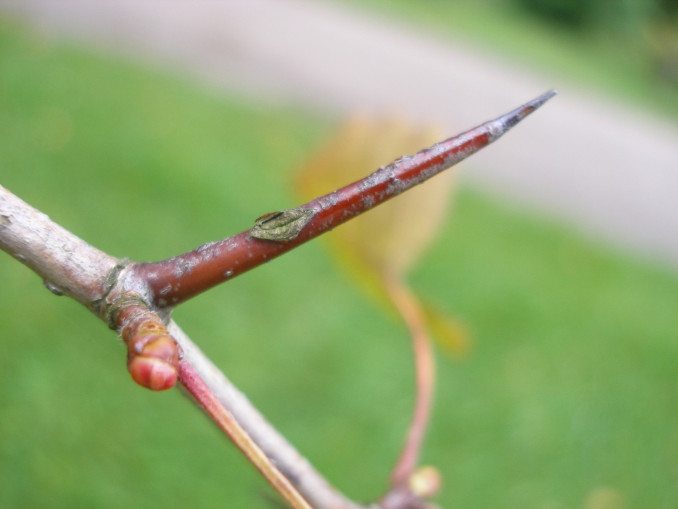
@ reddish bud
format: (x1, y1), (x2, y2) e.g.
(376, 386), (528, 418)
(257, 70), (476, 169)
(128, 355), (178, 391)
(114, 300), (181, 391)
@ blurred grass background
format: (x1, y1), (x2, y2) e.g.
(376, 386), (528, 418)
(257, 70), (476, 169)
(1, 9), (678, 509)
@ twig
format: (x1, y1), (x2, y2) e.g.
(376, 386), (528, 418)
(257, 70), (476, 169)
(384, 276), (435, 487)
(0, 184), (363, 509)
(0, 184), (119, 309)
(1, 91), (557, 509)
(178, 360), (313, 509)
(109, 295), (313, 506)
(167, 319), (367, 509)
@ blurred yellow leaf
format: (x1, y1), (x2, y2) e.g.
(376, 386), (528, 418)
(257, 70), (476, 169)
(295, 114), (469, 356)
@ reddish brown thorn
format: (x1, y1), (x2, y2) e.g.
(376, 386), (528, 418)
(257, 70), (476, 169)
(134, 91), (556, 307)
(114, 297), (181, 390)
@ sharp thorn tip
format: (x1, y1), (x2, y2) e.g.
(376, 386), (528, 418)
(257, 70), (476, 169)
(489, 89), (557, 138)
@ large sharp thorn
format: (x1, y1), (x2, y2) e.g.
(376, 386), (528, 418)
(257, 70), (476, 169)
(135, 90), (558, 306)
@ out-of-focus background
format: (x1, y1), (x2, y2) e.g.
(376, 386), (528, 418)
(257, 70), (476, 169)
(0, 1), (677, 508)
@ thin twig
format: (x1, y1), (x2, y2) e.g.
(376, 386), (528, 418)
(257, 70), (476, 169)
(178, 360), (313, 509)
(384, 276), (435, 487)
(1, 91), (557, 509)
(0, 184), (119, 309)
(167, 319), (368, 509)
(0, 184), (364, 509)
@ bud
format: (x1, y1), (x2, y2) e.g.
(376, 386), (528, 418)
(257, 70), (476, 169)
(408, 465), (441, 499)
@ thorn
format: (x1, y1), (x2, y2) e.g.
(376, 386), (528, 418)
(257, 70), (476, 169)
(135, 90), (557, 306)
(487, 89), (557, 141)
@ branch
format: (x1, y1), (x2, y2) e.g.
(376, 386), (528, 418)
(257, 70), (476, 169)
(178, 360), (313, 509)
(1, 91), (556, 509)
(166, 318), (367, 509)
(0, 184), (361, 509)
(109, 294), (315, 507)
(133, 91), (557, 308)
(0, 184), (119, 310)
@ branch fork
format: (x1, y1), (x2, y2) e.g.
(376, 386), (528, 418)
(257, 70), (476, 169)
(0, 91), (556, 509)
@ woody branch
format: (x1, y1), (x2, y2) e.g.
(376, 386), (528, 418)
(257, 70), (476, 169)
(0, 91), (555, 509)
(0, 184), (358, 509)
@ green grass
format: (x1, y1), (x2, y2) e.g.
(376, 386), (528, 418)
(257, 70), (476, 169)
(339, 0), (678, 119)
(1, 19), (678, 509)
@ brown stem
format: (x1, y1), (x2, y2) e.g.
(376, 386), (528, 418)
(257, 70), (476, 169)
(133, 91), (556, 307)
(384, 276), (435, 486)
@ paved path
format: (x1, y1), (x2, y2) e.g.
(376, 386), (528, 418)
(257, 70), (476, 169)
(3, 0), (678, 268)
